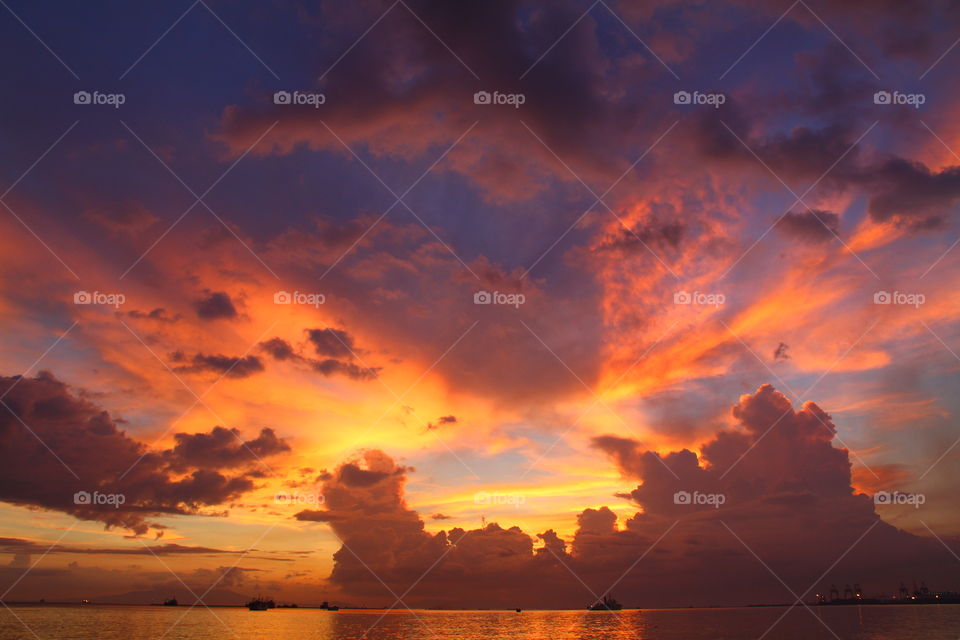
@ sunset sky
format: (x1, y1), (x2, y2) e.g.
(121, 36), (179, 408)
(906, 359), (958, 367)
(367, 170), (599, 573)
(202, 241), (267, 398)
(2, 0), (960, 611)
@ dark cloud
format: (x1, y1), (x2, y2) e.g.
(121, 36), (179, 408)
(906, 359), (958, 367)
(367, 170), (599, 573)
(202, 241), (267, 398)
(171, 353), (265, 378)
(776, 209), (840, 243)
(0, 372), (290, 535)
(215, 0), (670, 200)
(306, 328), (356, 359)
(165, 426), (290, 473)
(260, 334), (380, 381)
(773, 342), (791, 361)
(124, 308), (181, 323)
(691, 113), (960, 234)
(259, 337), (298, 361)
(426, 415), (457, 431)
(863, 158), (960, 228)
(193, 291), (237, 320)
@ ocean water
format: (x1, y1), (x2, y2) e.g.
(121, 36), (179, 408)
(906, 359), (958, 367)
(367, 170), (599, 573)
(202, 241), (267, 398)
(1, 604), (958, 639)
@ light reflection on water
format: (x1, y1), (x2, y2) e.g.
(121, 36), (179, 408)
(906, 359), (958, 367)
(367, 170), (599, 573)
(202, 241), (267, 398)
(1, 604), (959, 639)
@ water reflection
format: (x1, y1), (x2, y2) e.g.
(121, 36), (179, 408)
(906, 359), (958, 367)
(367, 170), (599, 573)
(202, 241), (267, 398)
(2, 604), (959, 639)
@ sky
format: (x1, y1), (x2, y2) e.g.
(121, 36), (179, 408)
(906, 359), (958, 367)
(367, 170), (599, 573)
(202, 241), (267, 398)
(1, 0), (960, 612)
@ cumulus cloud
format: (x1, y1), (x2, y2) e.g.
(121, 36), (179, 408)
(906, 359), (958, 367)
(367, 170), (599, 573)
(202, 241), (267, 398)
(295, 386), (960, 608)
(0, 372), (290, 535)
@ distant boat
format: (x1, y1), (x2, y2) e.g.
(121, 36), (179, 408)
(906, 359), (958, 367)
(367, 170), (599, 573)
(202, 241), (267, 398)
(515, 608), (522, 612)
(588, 595), (623, 611)
(246, 596), (274, 611)
(162, 598), (178, 606)
(319, 601), (339, 611)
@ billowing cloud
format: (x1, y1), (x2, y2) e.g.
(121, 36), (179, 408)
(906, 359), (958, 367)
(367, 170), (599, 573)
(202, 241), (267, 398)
(0, 372), (290, 535)
(296, 386), (959, 608)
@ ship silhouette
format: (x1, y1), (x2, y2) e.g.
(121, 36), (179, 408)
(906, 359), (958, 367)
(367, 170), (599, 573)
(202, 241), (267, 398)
(588, 595), (623, 611)
(246, 596), (275, 611)
(162, 598), (178, 606)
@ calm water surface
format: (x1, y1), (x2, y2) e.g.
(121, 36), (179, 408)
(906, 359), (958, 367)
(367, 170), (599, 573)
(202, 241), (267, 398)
(1, 604), (958, 639)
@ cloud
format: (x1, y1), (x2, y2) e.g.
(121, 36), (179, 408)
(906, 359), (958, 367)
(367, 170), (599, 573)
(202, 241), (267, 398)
(863, 158), (960, 229)
(306, 328), (356, 359)
(165, 426), (290, 472)
(260, 333), (380, 381)
(0, 372), (290, 535)
(294, 386), (960, 608)
(171, 353), (265, 378)
(193, 291), (238, 320)
(776, 209), (841, 243)
(124, 308), (181, 323)
(773, 342), (791, 361)
(425, 415), (457, 431)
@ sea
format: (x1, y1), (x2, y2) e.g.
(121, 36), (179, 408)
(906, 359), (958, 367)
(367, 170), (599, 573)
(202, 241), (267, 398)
(1, 604), (958, 639)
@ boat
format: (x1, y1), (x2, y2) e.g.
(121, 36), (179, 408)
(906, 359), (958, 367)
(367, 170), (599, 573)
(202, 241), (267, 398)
(515, 608), (522, 612)
(319, 601), (339, 611)
(588, 595), (623, 611)
(162, 598), (178, 606)
(246, 596), (275, 611)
